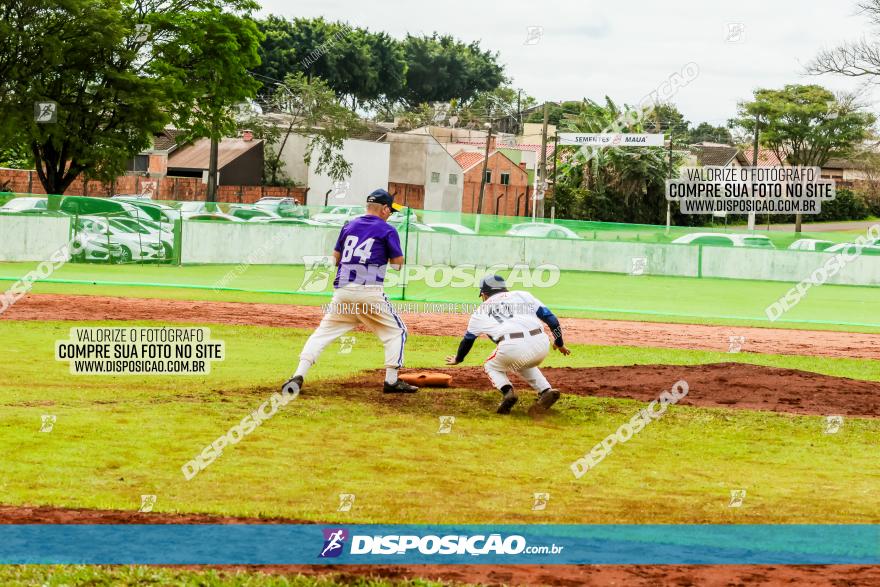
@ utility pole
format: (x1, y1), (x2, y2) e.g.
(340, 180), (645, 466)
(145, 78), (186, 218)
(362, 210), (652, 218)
(537, 102), (549, 219)
(748, 114), (760, 231)
(666, 128), (674, 233)
(207, 135), (219, 203)
(477, 123), (493, 216)
(516, 90), (522, 135)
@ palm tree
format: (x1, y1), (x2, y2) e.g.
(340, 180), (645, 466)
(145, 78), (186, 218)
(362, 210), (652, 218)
(557, 98), (679, 223)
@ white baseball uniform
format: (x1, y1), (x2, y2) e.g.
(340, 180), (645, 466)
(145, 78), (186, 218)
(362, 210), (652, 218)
(465, 290), (551, 392)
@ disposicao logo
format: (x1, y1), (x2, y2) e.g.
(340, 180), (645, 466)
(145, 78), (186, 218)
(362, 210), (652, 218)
(319, 528), (349, 558)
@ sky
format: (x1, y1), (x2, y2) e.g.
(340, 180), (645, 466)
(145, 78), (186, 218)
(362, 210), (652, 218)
(257, 0), (878, 127)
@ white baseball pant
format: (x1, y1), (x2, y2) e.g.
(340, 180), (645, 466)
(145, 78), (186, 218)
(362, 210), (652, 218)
(299, 284), (407, 368)
(483, 331), (551, 392)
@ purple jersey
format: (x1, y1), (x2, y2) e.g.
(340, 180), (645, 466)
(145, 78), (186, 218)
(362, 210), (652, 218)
(333, 215), (403, 287)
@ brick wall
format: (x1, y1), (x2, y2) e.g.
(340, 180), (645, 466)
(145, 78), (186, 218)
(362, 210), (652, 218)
(388, 182), (425, 209)
(460, 152), (530, 215)
(0, 168), (307, 204)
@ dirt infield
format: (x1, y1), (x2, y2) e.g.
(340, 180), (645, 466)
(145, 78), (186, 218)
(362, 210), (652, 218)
(346, 363), (880, 417)
(0, 505), (877, 586)
(4, 293), (880, 360)
(222, 564), (880, 586)
(0, 504), (309, 525)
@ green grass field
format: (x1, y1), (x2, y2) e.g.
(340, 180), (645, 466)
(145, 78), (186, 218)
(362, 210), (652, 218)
(3, 251), (878, 585)
(2, 261), (879, 331)
(0, 566), (436, 586)
(2, 320), (878, 526)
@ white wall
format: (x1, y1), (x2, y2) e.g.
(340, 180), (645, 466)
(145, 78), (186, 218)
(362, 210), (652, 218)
(275, 134), (311, 187)
(181, 221), (339, 265)
(0, 215), (71, 262)
(178, 222), (880, 287)
(424, 142), (463, 212)
(306, 139), (390, 206)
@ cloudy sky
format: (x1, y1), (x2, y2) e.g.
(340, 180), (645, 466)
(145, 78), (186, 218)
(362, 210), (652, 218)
(258, 0), (878, 126)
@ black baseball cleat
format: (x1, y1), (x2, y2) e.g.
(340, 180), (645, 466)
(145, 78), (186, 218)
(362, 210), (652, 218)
(282, 375), (303, 397)
(529, 388), (561, 415)
(383, 379), (418, 393)
(496, 388), (519, 414)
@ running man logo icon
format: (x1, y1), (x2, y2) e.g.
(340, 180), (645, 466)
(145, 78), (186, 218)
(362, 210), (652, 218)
(532, 492), (550, 511)
(34, 102), (58, 123)
(338, 493), (355, 512)
(630, 257), (648, 276)
(299, 256), (334, 293)
(523, 26), (544, 45)
(728, 335), (745, 354)
(824, 415), (844, 434)
(319, 528), (349, 558)
(139, 495), (157, 513)
(40, 415), (56, 433)
(437, 416), (455, 434)
(139, 181), (157, 198)
(339, 336), (356, 355)
(331, 181), (350, 199)
(726, 22), (745, 43)
(728, 489), (746, 508)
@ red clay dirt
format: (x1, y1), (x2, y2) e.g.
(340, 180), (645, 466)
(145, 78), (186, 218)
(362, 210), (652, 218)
(349, 363), (880, 418)
(0, 505), (877, 586)
(211, 563), (880, 586)
(4, 293), (880, 360)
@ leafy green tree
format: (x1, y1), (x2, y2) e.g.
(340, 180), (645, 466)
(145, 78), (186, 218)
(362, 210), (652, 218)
(687, 122), (733, 144)
(1, 0), (171, 195)
(255, 17), (406, 109)
(525, 101), (586, 126)
(733, 84), (875, 230)
(556, 98), (684, 224)
(394, 34), (504, 106)
(1, 0), (261, 196)
(455, 85), (536, 130)
(252, 73), (365, 185)
(155, 7), (263, 200)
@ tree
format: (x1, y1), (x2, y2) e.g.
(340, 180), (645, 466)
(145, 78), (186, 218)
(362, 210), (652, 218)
(0, 0), (171, 195)
(255, 16), (407, 109)
(733, 84), (875, 231)
(395, 34), (504, 106)
(809, 1), (880, 80)
(556, 98), (683, 224)
(155, 7), (263, 200)
(687, 122), (733, 145)
(254, 19), (504, 109)
(455, 85), (536, 131)
(1, 0), (261, 196)
(253, 73), (365, 185)
(525, 101), (586, 126)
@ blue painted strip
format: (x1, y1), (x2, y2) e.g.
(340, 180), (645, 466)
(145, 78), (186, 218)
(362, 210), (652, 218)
(0, 525), (877, 565)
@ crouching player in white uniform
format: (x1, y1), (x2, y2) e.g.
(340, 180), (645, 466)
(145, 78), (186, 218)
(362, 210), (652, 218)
(282, 189), (418, 396)
(445, 275), (571, 414)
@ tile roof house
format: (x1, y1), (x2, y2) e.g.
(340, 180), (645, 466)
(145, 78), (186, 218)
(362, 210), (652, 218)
(451, 140), (556, 185)
(741, 147), (786, 167)
(166, 136), (264, 186)
(450, 142), (532, 215)
(691, 144), (740, 167)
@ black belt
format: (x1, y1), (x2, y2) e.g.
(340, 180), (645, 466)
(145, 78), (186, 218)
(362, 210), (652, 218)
(505, 328), (543, 340)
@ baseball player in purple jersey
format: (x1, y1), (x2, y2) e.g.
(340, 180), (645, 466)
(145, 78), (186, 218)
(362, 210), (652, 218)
(282, 189), (418, 396)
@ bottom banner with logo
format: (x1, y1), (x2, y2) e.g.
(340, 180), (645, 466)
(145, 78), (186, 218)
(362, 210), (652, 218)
(1, 525), (877, 564)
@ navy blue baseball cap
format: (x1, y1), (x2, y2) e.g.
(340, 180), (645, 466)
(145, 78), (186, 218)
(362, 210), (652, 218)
(366, 189), (403, 210)
(479, 274), (507, 297)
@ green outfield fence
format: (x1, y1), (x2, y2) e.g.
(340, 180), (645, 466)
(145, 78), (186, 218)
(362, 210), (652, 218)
(1, 192), (879, 326)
